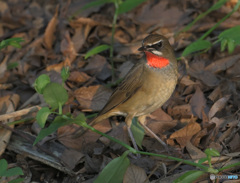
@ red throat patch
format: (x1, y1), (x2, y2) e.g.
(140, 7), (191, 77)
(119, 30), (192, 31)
(145, 51), (169, 68)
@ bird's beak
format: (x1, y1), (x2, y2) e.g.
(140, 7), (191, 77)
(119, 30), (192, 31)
(138, 46), (145, 52)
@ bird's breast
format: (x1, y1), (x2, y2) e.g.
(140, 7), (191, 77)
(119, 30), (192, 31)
(118, 65), (178, 117)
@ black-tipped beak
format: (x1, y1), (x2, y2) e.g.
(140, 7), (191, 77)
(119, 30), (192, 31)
(138, 46), (145, 52)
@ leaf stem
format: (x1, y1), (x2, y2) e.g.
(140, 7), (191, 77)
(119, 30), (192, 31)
(83, 123), (137, 153)
(199, 0), (240, 40)
(218, 161), (240, 172)
(81, 123), (211, 172)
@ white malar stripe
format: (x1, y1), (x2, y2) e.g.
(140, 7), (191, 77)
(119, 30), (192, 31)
(151, 50), (162, 56)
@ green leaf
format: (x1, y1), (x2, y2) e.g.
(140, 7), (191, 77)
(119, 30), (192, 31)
(34, 74), (51, 94)
(131, 118), (144, 149)
(118, 0), (147, 14)
(0, 37), (24, 50)
(9, 41), (21, 48)
(0, 159), (8, 176)
(36, 107), (52, 128)
(198, 157), (208, 164)
(43, 82), (68, 109)
(33, 116), (72, 145)
(173, 170), (205, 183)
(219, 25), (240, 44)
(85, 44), (110, 59)
(220, 38), (228, 52)
(227, 39), (235, 54)
(199, 0), (240, 41)
(61, 67), (70, 82)
(9, 178), (25, 183)
(33, 114), (86, 145)
(7, 62), (19, 70)
(204, 148), (220, 157)
(3, 167), (24, 177)
(94, 151), (130, 183)
(218, 161), (240, 172)
(218, 26), (240, 53)
(182, 40), (212, 57)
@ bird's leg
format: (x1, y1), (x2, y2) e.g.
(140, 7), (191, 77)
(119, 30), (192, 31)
(125, 115), (139, 153)
(138, 115), (169, 152)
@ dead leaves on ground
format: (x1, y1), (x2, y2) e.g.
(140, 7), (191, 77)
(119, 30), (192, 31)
(0, 0), (240, 182)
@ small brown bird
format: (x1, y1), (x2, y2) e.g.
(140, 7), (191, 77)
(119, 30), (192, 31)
(77, 34), (178, 150)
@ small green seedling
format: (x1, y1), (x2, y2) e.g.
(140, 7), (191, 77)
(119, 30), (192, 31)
(0, 159), (24, 183)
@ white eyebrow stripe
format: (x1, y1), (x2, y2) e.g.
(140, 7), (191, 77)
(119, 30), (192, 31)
(146, 40), (162, 47)
(152, 40), (162, 45)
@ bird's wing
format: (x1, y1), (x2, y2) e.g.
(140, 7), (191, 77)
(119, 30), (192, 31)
(98, 62), (145, 116)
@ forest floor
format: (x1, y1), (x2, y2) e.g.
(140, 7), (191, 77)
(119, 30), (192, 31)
(0, 0), (240, 182)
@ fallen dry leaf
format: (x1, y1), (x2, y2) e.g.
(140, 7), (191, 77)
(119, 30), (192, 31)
(74, 85), (112, 111)
(169, 121), (201, 148)
(60, 30), (77, 63)
(101, 123), (129, 152)
(147, 120), (177, 135)
(205, 54), (240, 74)
(169, 104), (193, 118)
(180, 76), (196, 86)
(189, 69), (220, 87)
(208, 95), (231, 119)
(135, 0), (189, 27)
(226, 59), (240, 76)
(68, 71), (91, 84)
(84, 55), (112, 80)
(71, 24), (92, 52)
(186, 141), (205, 159)
(57, 119), (111, 151)
(46, 57), (71, 72)
(123, 164), (149, 183)
(191, 128), (208, 147)
(208, 85), (221, 102)
(0, 55), (8, 79)
(0, 93), (20, 156)
(60, 148), (84, 169)
(43, 5), (59, 49)
(209, 117), (225, 128)
(208, 142), (223, 153)
(228, 133), (240, 151)
(146, 108), (176, 134)
(190, 86), (207, 119)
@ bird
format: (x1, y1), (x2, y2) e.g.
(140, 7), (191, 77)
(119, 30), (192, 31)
(75, 34), (178, 151)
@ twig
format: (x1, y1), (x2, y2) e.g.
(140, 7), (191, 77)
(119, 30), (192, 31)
(0, 105), (43, 122)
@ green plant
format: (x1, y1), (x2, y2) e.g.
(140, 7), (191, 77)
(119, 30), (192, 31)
(33, 67), (240, 182)
(95, 147), (240, 183)
(0, 38), (24, 182)
(33, 68), (70, 132)
(0, 159), (24, 183)
(0, 37), (24, 70)
(0, 37), (24, 50)
(180, 0), (240, 57)
(32, 1), (240, 182)
(71, 0), (146, 79)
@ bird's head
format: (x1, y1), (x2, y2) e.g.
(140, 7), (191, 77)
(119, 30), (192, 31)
(138, 34), (176, 69)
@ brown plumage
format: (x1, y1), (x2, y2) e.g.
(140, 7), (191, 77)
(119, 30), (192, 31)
(76, 34), (178, 150)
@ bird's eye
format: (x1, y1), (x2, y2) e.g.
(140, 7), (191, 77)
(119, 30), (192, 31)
(156, 41), (162, 48)
(151, 41), (162, 50)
